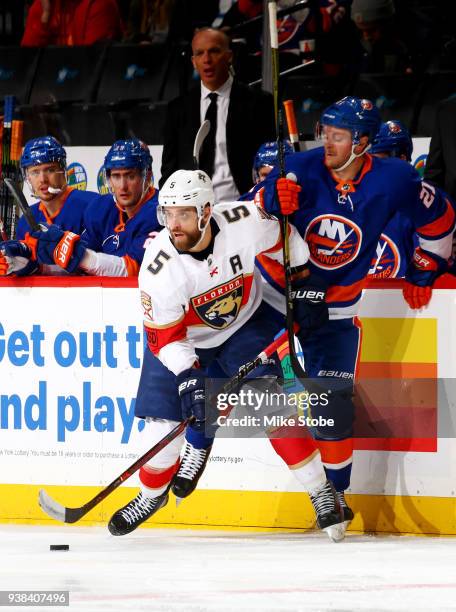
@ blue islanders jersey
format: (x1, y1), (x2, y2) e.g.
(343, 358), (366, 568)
(368, 213), (417, 279)
(260, 148), (455, 318)
(81, 187), (160, 276)
(16, 187), (98, 240)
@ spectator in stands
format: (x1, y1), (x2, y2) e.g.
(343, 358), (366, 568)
(221, 0), (352, 77)
(21, 0), (123, 46)
(349, 0), (412, 73)
(123, 0), (175, 44)
(159, 27), (275, 202)
(424, 98), (456, 204)
(0, 0), (27, 44)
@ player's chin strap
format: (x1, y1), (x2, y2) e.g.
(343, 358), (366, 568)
(191, 210), (212, 250)
(334, 142), (371, 173)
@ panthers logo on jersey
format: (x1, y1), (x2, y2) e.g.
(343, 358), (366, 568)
(305, 214), (362, 269)
(191, 275), (244, 330)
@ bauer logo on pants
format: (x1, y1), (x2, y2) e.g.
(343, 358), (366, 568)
(192, 275), (244, 329)
(305, 214), (362, 269)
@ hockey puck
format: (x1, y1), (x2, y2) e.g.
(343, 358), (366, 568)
(50, 544), (69, 551)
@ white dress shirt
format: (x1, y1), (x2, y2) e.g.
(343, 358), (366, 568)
(200, 75), (240, 203)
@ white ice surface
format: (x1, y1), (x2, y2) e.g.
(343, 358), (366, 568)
(1, 525), (456, 612)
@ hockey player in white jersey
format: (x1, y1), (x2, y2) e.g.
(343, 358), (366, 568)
(108, 169), (345, 541)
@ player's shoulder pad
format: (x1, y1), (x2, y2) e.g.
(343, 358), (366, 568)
(372, 155), (418, 181)
(69, 188), (100, 204)
(140, 229), (185, 290)
(213, 200), (277, 227)
(285, 147), (323, 179)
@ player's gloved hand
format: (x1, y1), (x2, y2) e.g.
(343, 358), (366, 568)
(292, 270), (328, 341)
(30, 224), (87, 273)
(254, 175), (301, 216)
(0, 240), (39, 276)
(176, 368), (206, 431)
(403, 247), (448, 309)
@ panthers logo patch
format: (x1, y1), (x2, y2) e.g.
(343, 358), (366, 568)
(192, 275), (244, 329)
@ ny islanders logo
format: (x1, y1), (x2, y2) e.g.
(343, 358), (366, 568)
(192, 276), (243, 329)
(369, 233), (400, 279)
(305, 215), (362, 269)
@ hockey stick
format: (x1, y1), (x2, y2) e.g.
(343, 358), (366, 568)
(193, 119), (211, 170)
(3, 177), (40, 232)
(38, 327), (290, 524)
(283, 100), (300, 152)
(0, 217), (8, 241)
(268, 1), (308, 381)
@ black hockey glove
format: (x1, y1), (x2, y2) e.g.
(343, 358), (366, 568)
(176, 368), (206, 431)
(292, 272), (329, 342)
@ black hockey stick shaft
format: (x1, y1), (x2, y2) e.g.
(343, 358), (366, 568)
(40, 418), (192, 524)
(3, 177), (40, 232)
(38, 328), (290, 524)
(269, 1), (307, 379)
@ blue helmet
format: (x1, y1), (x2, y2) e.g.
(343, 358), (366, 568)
(253, 141), (294, 180)
(104, 139), (152, 173)
(371, 120), (413, 161)
(320, 96), (381, 144)
(20, 136), (66, 170)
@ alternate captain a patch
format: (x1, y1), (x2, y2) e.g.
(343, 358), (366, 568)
(191, 275), (244, 329)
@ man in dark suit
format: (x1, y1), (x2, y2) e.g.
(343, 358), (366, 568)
(424, 97), (456, 203)
(159, 28), (276, 202)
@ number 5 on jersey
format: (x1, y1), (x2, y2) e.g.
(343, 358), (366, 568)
(147, 250), (170, 275)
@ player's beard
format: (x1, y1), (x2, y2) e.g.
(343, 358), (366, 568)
(169, 226), (202, 251)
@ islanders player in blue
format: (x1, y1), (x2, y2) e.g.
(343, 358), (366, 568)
(0, 136), (98, 276)
(78, 139), (160, 276)
(368, 120), (417, 279)
(256, 97), (455, 532)
(1, 140), (160, 277)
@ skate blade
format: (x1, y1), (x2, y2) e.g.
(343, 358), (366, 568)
(175, 497), (184, 508)
(323, 522), (346, 542)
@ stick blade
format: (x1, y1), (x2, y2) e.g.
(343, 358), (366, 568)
(38, 489), (67, 522)
(38, 489), (84, 524)
(193, 120), (211, 169)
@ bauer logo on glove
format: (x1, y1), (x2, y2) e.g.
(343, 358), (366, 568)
(31, 224), (87, 273)
(292, 288), (326, 302)
(54, 231), (80, 268)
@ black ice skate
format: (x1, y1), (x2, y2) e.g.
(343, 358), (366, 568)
(172, 442), (212, 503)
(337, 491), (354, 531)
(309, 480), (345, 542)
(108, 490), (169, 536)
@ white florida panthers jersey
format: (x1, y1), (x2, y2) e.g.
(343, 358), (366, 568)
(139, 200), (309, 375)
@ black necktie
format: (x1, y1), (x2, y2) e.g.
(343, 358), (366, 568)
(199, 92), (218, 177)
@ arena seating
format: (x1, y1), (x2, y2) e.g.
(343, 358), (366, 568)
(281, 75), (350, 139)
(414, 71), (456, 135)
(1, 43), (454, 144)
(351, 72), (424, 133)
(0, 46), (41, 107)
(29, 45), (105, 106)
